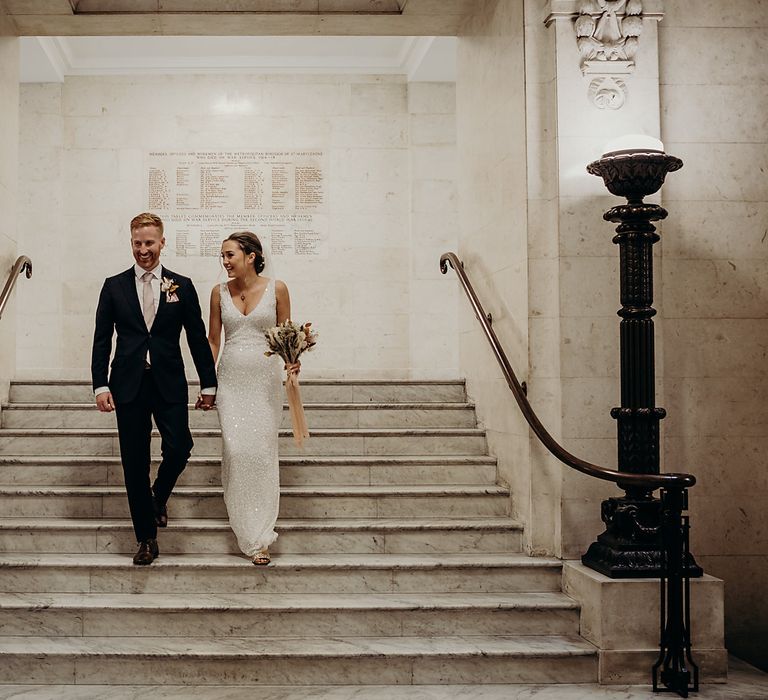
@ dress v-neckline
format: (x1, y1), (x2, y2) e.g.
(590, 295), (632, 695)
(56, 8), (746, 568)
(226, 278), (270, 318)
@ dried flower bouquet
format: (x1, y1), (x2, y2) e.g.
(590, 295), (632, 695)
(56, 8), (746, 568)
(264, 321), (317, 446)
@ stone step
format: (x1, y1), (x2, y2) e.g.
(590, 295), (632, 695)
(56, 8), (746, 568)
(0, 591), (580, 638)
(0, 455), (498, 487)
(0, 402), (478, 429)
(0, 428), (488, 457)
(0, 553), (559, 594)
(0, 517), (522, 555)
(0, 485), (510, 519)
(0, 634), (598, 685)
(9, 380), (467, 405)
(0, 376), (603, 692)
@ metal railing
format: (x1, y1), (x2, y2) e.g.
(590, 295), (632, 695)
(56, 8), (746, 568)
(0, 256), (32, 321)
(440, 252), (693, 490)
(441, 251), (699, 697)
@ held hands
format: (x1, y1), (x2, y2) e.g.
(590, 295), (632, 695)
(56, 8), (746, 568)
(95, 391), (115, 413)
(195, 394), (216, 411)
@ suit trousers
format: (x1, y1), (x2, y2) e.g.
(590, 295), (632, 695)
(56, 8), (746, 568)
(114, 368), (194, 542)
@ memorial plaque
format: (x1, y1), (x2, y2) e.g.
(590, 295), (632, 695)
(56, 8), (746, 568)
(144, 150), (328, 259)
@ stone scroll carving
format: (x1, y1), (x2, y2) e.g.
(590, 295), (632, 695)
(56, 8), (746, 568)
(575, 0), (643, 110)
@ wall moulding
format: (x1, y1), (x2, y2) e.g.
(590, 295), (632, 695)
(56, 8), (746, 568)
(543, 0), (663, 25)
(544, 0), (663, 111)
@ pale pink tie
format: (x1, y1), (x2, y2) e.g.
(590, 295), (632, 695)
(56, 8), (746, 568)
(141, 271), (156, 330)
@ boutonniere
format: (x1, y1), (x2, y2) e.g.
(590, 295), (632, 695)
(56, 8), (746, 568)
(161, 277), (180, 303)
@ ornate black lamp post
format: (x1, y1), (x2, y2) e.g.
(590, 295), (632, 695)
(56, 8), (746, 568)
(582, 147), (703, 580)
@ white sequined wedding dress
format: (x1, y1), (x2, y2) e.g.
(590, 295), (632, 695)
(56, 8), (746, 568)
(217, 279), (282, 557)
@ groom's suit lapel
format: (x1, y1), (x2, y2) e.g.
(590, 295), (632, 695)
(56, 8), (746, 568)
(118, 268), (144, 327)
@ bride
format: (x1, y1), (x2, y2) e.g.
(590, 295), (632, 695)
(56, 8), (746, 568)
(207, 231), (298, 565)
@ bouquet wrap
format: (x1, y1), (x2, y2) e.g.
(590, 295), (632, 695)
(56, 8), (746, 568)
(264, 320), (318, 447)
(285, 372), (309, 447)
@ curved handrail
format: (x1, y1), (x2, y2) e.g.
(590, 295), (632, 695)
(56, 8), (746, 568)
(440, 252), (695, 489)
(0, 256), (32, 321)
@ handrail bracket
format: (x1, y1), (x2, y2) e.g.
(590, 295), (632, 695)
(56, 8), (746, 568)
(0, 256), (32, 321)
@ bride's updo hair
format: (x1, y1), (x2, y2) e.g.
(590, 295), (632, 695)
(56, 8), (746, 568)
(226, 231), (265, 274)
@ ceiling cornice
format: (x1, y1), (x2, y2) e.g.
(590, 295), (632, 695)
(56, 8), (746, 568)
(402, 35), (431, 81)
(36, 37), (69, 80)
(20, 35), (457, 81)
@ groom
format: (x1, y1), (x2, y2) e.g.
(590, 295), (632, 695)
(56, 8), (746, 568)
(91, 213), (217, 565)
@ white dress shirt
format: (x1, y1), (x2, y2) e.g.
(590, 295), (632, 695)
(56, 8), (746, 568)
(94, 263), (215, 397)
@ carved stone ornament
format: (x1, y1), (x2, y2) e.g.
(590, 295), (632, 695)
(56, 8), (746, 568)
(575, 0), (643, 109)
(588, 75), (626, 109)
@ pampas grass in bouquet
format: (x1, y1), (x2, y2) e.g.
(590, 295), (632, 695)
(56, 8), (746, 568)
(264, 321), (318, 446)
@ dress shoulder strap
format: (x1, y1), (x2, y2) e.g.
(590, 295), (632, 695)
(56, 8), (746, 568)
(270, 277), (277, 309)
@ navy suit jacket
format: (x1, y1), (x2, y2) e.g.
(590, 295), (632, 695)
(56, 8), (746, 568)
(91, 266), (217, 404)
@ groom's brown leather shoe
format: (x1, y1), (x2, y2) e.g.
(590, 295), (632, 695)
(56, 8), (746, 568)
(132, 538), (159, 565)
(152, 494), (168, 528)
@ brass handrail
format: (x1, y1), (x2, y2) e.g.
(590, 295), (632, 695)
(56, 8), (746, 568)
(0, 256), (32, 321)
(440, 252), (695, 489)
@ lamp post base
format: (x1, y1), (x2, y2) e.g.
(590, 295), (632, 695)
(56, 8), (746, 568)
(582, 496), (703, 579)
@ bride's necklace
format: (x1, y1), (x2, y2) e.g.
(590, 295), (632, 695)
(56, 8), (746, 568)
(238, 277), (259, 302)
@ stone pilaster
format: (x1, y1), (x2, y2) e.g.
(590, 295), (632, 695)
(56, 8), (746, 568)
(532, 0), (665, 561)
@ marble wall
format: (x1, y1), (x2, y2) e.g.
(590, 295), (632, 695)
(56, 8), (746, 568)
(523, 0), (564, 556)
(16, 75), (458, 380)
(0, 19), (19, 403)
(456, 0), (532, 544)
(659, 1), (768, 672)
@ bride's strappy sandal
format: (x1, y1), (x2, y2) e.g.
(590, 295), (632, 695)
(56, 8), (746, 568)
(252, 550), (270, 566)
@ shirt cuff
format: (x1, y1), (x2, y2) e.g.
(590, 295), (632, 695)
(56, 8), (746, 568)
(94, 386), (110, 397)
(200, 387), (217, 395)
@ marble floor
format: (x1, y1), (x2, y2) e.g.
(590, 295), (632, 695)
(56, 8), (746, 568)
(0, 658), (765, 700)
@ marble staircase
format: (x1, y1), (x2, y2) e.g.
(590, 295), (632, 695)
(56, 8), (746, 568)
(0, 379), (597, 688)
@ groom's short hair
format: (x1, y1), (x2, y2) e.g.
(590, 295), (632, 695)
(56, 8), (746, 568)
(130, 212), (164, 234)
